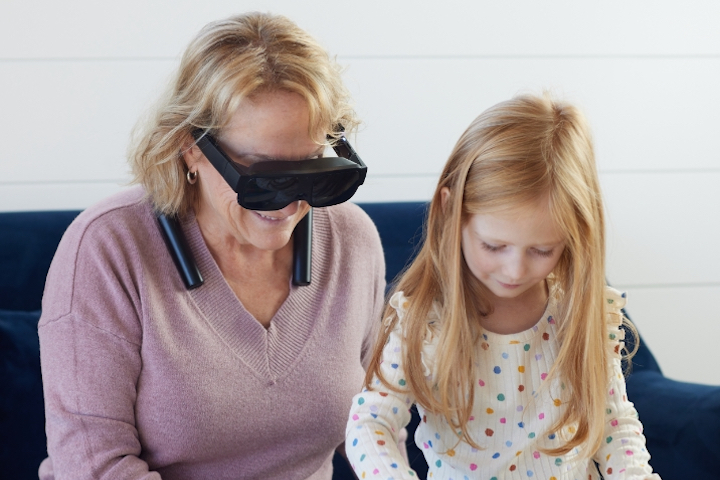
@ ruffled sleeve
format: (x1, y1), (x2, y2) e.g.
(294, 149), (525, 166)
(388, 291), (441, 377)
(605, 287), (627, 358)
(593, 287), (662, 480)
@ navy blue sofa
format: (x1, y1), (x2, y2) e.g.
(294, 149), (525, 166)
(1, 204), (718, 479)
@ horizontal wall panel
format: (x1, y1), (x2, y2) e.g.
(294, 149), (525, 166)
(619, 285), (720, 385)
(1, 60), (176, 183)
(346, 57), (720, 174)
(2, 1), (720, 59)
(0, 182), (131, 212)
(351, 174), (437, 204)
(3, 57), (718, 185)
(603, 171), (720, 286)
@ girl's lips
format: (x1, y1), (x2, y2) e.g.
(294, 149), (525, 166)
(497, 280), (521, 289)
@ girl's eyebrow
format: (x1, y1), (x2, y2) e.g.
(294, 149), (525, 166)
(476, 232), (564, 248)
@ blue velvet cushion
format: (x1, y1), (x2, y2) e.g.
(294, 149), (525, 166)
(0, 210), (80, 311)
(628, 369), (720, 478)
(622, 313), (720, 478)
(357, 203), (427, 288)
(0, 309), (46, 479)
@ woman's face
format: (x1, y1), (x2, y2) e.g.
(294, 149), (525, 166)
(185, 90), (322, 252)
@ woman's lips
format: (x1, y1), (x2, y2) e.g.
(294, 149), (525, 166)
(254, 211), (286, 222)
(497, 280), (521, 289)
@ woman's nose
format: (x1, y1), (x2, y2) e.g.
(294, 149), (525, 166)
(277, 201), (301, 215)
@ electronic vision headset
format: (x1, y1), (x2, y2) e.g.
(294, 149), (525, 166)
(157, 127), (366, 289)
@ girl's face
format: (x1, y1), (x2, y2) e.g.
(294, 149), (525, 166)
(461, 201), (565, 302)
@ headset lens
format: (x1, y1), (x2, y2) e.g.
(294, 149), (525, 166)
(244, 176), (300, 210)
(241, 170), (361, 210)
(311, 170), (361, 205)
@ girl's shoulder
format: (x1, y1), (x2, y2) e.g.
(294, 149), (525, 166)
(387, 291), (441, 376)
(388, 291), (442, 327)
(386, 291), (442, 342)
(388, 290), (411, 318)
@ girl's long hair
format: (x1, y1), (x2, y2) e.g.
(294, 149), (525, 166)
(365, 93), (631, 457)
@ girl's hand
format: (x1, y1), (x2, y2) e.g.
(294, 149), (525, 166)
(398, 427), (409, 463)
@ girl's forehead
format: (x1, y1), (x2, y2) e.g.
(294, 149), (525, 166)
(465, 203), (564, 244)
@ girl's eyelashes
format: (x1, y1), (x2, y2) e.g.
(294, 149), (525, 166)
(481, 241), (555, 257)
(481, 242), (504, 252)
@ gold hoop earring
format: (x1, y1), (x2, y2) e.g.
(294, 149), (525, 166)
(187, 170), (198, 185)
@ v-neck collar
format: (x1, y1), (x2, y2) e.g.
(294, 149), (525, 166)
(180, 209), (332, 382)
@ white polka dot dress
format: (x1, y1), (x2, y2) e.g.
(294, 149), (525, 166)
(346, 287), (661, 480)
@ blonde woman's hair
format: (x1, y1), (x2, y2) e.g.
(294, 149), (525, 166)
(128, 12), (359, 215)
(365, 93), (635, 457)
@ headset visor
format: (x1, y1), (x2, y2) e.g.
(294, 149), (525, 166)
(193, 131), (367, 211)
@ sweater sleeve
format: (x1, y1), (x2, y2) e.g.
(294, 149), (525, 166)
(346, 292), (418, 479)
(593, 287), (662, 480)
(38, 212), (160, 480)
(332, 202), (386, 371)
(360, 232), (386, 371)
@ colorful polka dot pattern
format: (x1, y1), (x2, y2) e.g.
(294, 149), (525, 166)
(346, 288), (659, 479)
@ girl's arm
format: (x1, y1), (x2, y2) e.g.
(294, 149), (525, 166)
(345, 300), (419, 480)
(593, 288), (662, 480)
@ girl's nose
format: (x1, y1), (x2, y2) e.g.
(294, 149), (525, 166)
(503, 253), (527, 281)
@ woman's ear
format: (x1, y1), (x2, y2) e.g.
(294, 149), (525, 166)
(440, 187), (451, 212)
(181, 137), (202, 170)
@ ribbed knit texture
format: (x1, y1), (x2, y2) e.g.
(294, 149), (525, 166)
(346, 288), (661, 480)
(38, 187), (385, 480)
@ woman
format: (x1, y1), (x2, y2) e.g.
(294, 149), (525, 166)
(38, 12), (385, 480)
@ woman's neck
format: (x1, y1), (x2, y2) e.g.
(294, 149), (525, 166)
(195, 207), (294, 328)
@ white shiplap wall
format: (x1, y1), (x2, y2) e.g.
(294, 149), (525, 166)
(1, 1), (718, 384)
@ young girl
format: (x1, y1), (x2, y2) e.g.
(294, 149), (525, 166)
(346, 94), (661, 479)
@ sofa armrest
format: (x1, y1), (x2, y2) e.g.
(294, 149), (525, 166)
(0, 309), (47, 479)
(627, 370), (720, 479)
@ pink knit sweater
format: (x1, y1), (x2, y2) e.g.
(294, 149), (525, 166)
(38, 187), (385, 480)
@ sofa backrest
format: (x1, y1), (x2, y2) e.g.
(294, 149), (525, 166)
(0, 211), (82, 311)
(356, 202), (428, 288)
(0, 204), (426, 311)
